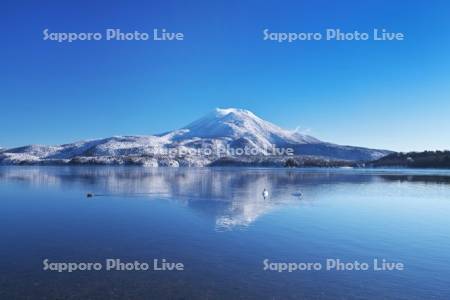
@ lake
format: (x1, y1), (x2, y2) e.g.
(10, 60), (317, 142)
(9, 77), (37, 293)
(0, 166), (449, 299)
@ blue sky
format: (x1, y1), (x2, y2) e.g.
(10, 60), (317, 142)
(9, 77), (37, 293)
(1, 0), (449, 151)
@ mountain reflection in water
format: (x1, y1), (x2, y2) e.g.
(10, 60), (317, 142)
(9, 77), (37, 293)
(1, 166), (448, 231)
(1, 166), (450, 299)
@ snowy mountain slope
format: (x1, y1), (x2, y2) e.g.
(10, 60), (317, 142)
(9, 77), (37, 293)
(0, 108), (392, 166)
(173, 108), (320, 145)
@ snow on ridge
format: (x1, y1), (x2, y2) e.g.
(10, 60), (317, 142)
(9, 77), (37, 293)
(177, 107), (318, 147)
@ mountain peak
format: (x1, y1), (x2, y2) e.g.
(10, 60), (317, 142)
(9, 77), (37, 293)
(214, 107), (256, 118)
(175, 108), (318, 146)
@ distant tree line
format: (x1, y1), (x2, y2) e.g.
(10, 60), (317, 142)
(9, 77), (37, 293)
(370, 150), (450, 169)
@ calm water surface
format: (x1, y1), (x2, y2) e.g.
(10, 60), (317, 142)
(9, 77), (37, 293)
(0, 166), (449, 299)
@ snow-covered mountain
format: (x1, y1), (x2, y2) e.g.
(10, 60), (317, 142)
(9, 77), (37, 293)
(0, 108), (391, 166)
(172, 108), (320, 144)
